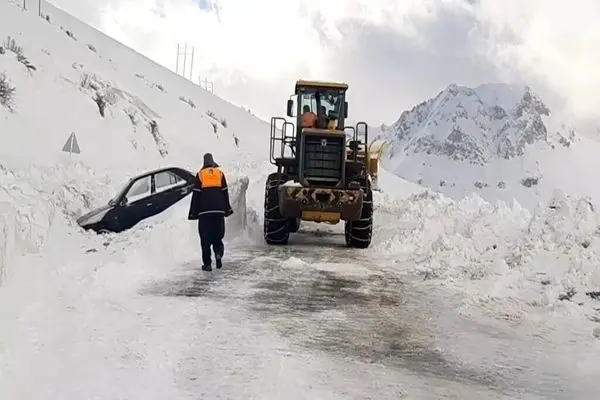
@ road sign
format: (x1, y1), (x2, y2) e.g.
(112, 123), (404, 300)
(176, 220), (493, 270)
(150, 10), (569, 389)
(62, 132), (80, 156)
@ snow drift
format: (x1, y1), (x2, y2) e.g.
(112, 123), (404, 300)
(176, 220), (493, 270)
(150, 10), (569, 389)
(373, 188), (600, 327)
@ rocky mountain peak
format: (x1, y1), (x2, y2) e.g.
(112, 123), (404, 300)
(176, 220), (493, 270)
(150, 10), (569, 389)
(380, 83), (575, 165)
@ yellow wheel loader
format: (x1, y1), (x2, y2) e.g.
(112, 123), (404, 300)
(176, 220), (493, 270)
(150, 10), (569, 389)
(264, 79), (373, 248)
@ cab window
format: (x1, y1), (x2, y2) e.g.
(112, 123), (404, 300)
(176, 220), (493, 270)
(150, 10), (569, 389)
(300, 93), (317, 114)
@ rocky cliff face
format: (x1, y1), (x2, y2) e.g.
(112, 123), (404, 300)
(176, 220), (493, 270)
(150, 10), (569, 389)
(380, 83), (575, 165)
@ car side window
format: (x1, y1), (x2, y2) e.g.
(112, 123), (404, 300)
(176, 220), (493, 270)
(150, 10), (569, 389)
(154, 171), (184, 193)
(126, 176), (151, 202)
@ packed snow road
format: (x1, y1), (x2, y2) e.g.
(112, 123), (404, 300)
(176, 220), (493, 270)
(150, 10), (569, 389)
(138, 229), (596, 400)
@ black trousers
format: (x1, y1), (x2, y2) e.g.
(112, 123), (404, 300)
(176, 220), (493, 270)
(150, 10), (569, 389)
(197, 214), (225, 266)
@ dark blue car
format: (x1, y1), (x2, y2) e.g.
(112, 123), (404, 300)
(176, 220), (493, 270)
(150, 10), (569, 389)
(77, 166), (197, 234)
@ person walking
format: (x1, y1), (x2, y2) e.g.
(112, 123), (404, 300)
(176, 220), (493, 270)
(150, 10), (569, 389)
(187, 153), (234, 271)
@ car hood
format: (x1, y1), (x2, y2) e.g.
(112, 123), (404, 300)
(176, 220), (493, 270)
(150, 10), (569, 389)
(76, 204), (112, 225)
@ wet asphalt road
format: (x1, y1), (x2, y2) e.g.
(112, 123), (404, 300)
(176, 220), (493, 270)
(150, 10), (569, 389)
(139, 229), (598, 399)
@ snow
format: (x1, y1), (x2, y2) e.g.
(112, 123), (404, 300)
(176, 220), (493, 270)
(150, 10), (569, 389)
(2, 1), (600, 399)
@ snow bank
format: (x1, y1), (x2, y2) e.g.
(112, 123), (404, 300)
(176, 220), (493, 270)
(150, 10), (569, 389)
(0, 161), (115, 284)
(376, 189), (600, 324)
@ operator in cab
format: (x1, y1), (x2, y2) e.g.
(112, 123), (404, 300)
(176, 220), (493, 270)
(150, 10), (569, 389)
(301, 105), (317, 128)
(187, 153), (234, 271)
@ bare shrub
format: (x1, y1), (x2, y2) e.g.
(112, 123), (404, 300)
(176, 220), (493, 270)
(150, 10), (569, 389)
(0, 72), (16, 111)
(1, 36), (35, 70)
(178, 95), (195, 108)
(16, 53), (36, 71)
(220, 117), (227, 128)
(3, 36), (23, 57)
(521, 176), (539, 188)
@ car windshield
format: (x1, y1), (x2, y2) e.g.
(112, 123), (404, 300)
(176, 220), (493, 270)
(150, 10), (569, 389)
(108, 186), (127, 205)
(108, 177), (140, 205)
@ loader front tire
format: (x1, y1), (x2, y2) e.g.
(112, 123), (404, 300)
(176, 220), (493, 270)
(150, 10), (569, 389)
(288, 218), (300, 233)
(345, 179), (373, 248)
(264, 173), (290, 245)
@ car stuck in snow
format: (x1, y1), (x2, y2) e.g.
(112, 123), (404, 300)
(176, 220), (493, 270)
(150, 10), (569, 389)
(76, 166), (197, 234)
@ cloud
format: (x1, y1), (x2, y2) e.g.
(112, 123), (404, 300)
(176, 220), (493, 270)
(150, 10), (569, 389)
(48, 0), (600, 125)
(473, 0), (600, 122)
(320, 2), (503, 123)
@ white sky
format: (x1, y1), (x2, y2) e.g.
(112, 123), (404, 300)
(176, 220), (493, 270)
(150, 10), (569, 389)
(48, 0), (600, 126)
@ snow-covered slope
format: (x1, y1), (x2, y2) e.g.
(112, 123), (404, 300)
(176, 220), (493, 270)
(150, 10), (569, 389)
(378, 83), (600, 210)
(0, 0), (270, 282)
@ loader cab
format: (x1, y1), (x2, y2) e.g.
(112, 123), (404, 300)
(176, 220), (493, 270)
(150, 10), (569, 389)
(287, 80), (349, 132)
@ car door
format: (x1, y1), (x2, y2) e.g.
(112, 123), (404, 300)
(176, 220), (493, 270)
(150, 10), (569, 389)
(117, 174), (157, 230)
(152, 170), (193, 214)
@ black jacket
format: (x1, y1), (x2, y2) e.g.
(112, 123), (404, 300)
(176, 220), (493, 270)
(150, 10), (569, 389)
(187, 164), (233, 220)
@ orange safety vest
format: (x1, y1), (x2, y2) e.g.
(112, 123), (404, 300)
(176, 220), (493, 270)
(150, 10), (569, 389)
(301, 112), (317, 128)
(198, 167), (223, 188)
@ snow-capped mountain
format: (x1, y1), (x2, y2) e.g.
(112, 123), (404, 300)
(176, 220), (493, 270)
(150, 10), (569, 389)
(379, 83), (600, 210)
(383, 83), (575, 165)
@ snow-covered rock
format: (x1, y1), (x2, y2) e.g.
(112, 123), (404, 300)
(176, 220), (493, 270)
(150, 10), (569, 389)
(379, 83), (600, 210)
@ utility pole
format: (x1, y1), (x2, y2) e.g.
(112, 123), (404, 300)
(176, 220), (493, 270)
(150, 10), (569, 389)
(189, 47), (194, 81)
(199, 76), (214, 94)
(176, 43), (179, 74)
(182, 42), (187, 78)
(38, 0), (41, 16)
(175, 42), (194, 80)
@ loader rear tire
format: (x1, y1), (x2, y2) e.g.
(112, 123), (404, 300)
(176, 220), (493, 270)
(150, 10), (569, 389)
(264, 173), (290, 245)
(345, 179), (373, 248)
